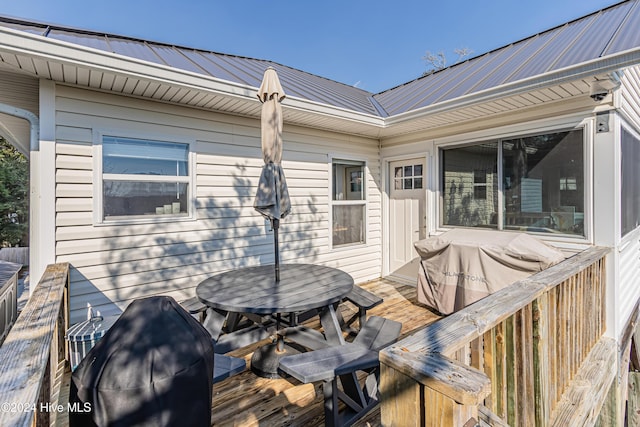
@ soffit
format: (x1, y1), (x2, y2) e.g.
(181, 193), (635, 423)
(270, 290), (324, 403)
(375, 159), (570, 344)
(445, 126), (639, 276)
(0, 36), (605, 141)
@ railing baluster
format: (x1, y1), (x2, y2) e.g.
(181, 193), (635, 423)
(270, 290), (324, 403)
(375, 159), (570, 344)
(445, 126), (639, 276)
(380, 247), (611, 426)
(482, 329), (495, 412)
(533, 294), (550, 425)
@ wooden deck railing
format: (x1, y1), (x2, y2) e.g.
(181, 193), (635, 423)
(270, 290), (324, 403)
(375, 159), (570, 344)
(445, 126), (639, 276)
(0, 263), (70, 427)
(0, 260), (21, 344)
(380, 247), (612, 427)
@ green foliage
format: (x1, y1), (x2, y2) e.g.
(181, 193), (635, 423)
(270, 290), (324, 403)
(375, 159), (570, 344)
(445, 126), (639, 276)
(0, 138), (28, 246)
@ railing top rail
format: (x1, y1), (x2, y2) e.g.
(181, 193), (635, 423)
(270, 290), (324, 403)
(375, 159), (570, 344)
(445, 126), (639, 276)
(0, 260), (21, 294)
(0, 263), (69, 427)
(382, 246), (610, 359)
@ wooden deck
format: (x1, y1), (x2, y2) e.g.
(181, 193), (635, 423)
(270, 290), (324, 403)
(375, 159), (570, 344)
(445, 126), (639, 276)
(55, 277), (440, 427)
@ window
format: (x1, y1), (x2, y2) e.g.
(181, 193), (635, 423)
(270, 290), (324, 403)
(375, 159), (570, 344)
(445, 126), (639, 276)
(621, 127), (640, 237)
(473, 169), (487, 199)
(99, 136), (191, 222)
(442, 142), (498, 228)
(394, 164), (423, 190)
(559, 177), (578, 191)
(331, 159), (366, 247)
(441, 129), (584, 236)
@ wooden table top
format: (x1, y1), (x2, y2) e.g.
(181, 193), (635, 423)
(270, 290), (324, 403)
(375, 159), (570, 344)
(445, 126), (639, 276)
(196, 264), (353, 315)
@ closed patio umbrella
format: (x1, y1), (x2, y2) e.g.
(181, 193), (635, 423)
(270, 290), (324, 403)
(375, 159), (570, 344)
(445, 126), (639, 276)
(254, 67), (290, 281)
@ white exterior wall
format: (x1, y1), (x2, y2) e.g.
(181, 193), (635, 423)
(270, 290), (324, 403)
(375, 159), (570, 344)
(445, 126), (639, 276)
(592, 111), (618, 340)
(380, 102), (634, 340)
(620, 66), (640, 131)
(378, 69), (640, 344)
(618, 231), (639, 334)
(53, 86), (381, 323)
(615, 65), (640, 337)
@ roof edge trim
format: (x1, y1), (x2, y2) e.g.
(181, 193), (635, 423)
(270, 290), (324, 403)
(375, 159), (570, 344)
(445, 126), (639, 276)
(384, 47), (640, 126)
(0, 26), (384, 128)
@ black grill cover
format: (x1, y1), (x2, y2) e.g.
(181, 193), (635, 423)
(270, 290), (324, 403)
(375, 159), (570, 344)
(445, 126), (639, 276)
(69, 296), (214, 427)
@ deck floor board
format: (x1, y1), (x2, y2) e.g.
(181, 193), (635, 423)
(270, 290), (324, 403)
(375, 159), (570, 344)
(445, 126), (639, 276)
(55, 278), (440, 427)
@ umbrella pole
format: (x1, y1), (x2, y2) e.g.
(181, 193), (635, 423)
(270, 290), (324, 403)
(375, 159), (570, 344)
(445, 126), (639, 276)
(273, 218), (280, 282)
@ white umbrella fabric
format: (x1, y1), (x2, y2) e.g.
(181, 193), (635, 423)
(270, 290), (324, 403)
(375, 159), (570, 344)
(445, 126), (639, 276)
(253, 67), (290, 281)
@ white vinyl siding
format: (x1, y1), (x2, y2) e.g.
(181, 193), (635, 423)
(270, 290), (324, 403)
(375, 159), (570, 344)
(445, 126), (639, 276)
(618, 232), (640, 337)
(53, 86), (381, 323)
(620, 65), (640, 132)
(616, 65), (640, 336)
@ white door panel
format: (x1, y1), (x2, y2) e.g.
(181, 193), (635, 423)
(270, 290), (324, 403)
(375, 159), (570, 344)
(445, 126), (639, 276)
(389, 159), (426, 280)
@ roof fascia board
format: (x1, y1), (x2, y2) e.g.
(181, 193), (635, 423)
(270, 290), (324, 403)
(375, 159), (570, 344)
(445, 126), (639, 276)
(283, 97), (384, 126)
(0, 26), (383, 129)
(3, 25), (639, 137)
(384, 47), (640, 127)
(0, 27), (254, 98)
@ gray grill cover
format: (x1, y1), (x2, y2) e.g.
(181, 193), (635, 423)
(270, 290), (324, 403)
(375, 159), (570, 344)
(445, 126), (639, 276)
(415, 229), (565, 315)
(69, 296), (214, 427)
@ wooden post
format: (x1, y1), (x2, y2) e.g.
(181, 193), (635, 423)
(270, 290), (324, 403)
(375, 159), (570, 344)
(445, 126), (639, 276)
(422, 386), (477, 427)
(494, 321), (507, 419)
(520, 304), (535, 426)
(532, 295), (550, 426)
(380, 350), (491, 427)
(380, 363), (423, 427)
(628, 372), (640, 426)
(621, 337), (634, 424)
(596, 378), (617, 427)
(505, 315), (517, 426)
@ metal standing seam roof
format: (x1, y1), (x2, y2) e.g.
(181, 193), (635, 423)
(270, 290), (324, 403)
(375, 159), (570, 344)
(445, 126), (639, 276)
(373, 0), (640, 116)
(0, 17), (381, 116)
(1, 0), (640, 119)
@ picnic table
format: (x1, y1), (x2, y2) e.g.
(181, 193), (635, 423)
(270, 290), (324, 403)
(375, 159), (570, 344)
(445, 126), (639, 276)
(196, 263), (354, 378)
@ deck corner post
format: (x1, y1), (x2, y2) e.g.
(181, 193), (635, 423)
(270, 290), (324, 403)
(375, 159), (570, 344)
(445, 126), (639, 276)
(380, 361), (423, 427)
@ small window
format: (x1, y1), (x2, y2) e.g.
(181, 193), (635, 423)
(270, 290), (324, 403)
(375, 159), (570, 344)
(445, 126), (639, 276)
(473, 169), (487, 199)
(393, 164), (423, 190)
(331, 159), (366, 247)
(100, 136), (191, 222)
(559, 177), (577, 191)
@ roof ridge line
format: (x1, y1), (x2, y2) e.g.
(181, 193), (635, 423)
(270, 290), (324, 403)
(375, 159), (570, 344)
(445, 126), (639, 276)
(367, 95), (390, 118)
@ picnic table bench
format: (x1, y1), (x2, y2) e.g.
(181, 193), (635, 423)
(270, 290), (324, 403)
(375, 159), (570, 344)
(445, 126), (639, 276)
(341, 286), (383, 333)
(213, 354), (246, 383)
(279, 315), (402, 427)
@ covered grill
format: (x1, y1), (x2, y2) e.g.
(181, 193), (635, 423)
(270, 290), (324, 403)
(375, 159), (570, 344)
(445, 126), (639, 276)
(415, 229), (566, 315)
(69, 296), (214, 427)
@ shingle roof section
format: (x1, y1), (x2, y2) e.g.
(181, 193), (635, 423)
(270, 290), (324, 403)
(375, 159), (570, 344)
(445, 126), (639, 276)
(1, 0), (640, 119)
(373, 0), (640, 116)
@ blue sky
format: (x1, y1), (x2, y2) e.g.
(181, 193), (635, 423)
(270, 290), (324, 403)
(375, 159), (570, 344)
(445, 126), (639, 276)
(2, 0), (620, 93)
